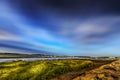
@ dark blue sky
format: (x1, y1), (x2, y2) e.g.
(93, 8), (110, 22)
(0, 0), (120, 56)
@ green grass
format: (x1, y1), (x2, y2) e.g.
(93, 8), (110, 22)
(0, 59), (112, 80)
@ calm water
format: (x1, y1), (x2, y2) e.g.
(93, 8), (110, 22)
(0, 58), (72, 62)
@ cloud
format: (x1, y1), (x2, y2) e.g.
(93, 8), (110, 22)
(16, 24), (58, 42)
(0, 0), (120, 56)
(0, 29), (22, 41)
(59, 16), (120, 44)
(0, 0), (66, 44)
(0, 0), (72, 55)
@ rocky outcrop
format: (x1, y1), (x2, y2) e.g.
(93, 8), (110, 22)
(73, 59), (120, 80)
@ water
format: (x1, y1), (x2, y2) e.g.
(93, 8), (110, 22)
(0, 58), (69, 62)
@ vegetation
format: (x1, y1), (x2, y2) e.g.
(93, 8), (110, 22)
(0, 59), (113, 80)
(0, 53), (47, 58)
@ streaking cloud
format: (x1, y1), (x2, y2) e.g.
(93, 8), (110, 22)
(0, 0), (120, 56)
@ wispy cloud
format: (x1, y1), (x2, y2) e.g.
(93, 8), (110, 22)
(59, 16), (120, 44)
(0, 0), (120, 56)
(0, 29), (22, 41)
(0, 0), (72, 55)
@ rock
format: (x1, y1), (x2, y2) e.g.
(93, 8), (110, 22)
(73, 59), (120, 80)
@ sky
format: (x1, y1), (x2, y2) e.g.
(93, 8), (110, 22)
(0, 0), (120, 56)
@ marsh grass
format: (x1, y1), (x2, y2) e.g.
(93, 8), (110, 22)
(0, 59), (108, 80)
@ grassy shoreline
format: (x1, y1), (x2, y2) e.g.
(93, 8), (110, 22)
(0, 59), (114, 80)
